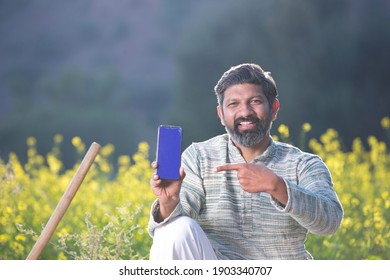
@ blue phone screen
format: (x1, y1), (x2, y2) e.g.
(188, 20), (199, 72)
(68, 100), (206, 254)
(156, 125), (182, 180)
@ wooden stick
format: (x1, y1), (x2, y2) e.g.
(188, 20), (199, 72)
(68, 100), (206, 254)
(26, 142), (101, 260)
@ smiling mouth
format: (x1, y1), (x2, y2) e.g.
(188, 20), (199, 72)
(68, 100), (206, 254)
(239, 121), (256, 128)
(235, 117), (259, 131)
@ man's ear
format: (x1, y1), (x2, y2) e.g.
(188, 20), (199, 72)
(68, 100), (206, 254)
(271, 98), (280, 121)
(217, 106), (225, 126)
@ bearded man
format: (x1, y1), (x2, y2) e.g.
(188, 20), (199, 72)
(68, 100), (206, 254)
(148, 63), (343, 260)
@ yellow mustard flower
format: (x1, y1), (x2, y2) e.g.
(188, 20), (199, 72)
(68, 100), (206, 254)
(278, 124), (289, 138)
(302, 122), (312, 132)
(381, 116), (390, 129)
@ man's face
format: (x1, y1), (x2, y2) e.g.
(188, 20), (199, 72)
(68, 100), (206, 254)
(217, 83), (279, 148)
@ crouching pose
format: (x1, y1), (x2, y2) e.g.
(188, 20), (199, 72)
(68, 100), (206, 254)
(148, 63), (343, 260)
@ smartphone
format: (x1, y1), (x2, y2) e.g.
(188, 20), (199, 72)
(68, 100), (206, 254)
(156, 125), (182, 180)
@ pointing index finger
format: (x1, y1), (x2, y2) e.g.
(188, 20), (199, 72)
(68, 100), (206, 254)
(213, 163), (243, 172)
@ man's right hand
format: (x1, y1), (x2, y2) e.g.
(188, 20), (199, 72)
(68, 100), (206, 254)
(150, 161), (186, 222)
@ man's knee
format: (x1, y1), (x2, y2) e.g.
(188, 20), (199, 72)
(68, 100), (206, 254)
(154, 216), (200, 244)
(150, 216), (217, 260)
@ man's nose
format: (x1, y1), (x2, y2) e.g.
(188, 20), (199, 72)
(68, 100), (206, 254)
(239, 103), (255, 116)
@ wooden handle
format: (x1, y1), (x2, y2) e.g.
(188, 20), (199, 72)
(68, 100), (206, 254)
(26, 142), (101, 260)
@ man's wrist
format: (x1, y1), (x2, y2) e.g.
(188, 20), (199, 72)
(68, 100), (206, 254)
(155, 199), (179, 223)
(269, 175), (288, 206)
(152, 201), (162, 222)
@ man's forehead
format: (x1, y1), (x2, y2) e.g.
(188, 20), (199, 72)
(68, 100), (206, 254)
(223, 84), (265, 99)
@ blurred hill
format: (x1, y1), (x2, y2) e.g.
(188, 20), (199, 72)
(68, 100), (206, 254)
(0, 0), (209, 165)
(170, 0), (390, 148)
(1, 0), (389, 167)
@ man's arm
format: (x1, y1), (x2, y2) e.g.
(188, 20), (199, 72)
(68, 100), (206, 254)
(213, 162), (288, 205)
(148, 144), (206, 237)
(214, 156), (343, 235)
(280, 156), (344, 235)
(150, 162), (185, 222)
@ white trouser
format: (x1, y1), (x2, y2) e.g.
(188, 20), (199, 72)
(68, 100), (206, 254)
(149, 216), (218, 260)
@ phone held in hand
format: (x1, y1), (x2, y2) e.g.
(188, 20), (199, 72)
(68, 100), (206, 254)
(156, 125), (182, 180)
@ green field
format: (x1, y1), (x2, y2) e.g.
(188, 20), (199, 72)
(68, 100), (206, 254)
(1, 120), (389, 260)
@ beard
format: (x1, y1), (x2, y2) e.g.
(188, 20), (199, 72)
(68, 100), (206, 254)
(224, 114), (272, 147)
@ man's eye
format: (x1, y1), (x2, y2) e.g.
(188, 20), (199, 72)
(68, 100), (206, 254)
(251, 99), (262, 105)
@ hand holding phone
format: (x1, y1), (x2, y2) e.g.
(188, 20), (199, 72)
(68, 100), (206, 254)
(156, 125), (182, 180)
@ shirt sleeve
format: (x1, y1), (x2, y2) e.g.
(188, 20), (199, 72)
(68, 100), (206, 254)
(270, 155), (344, 235)
(147, 199), (186, 237)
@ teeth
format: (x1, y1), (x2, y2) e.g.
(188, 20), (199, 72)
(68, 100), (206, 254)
(240, 121), (253, 125)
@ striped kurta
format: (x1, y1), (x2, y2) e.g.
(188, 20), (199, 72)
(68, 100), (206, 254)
(148, 134), (343, 259)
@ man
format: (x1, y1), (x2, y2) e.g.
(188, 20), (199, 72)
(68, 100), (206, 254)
(148, 63), (343, 259)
